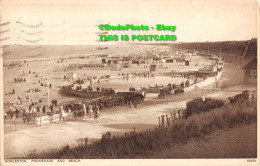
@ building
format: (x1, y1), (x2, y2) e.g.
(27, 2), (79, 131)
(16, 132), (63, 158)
(102, 59), (106, 64)
(242, 58), (257, 83)
(150, 65), (156, 72)
(185, 60), (190, 66)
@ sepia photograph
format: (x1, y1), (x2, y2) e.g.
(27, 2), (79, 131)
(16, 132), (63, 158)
(0, 0), (259, 165)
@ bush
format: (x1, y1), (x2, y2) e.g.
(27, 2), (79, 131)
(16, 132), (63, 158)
(231, 90), (249, 103)
(185, 97), (224, 118)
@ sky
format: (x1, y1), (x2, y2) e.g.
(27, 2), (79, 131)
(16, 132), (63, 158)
(0, 0), (258, 45)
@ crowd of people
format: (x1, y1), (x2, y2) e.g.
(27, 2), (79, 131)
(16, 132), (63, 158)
(71, 83), (117, 95)
(5, 89), (15, 95)
(27, 88), (41, 93)
(64, 92), (145, 120)
(4, 91), (146, 125)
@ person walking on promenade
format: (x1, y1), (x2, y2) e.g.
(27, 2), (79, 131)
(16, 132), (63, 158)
(128, 101), (132, 109)
(97, 108), (100, 120)
(12, 111), (16, 124)
(82, 103), (87, 119)
(89, 105), (93, 118)
(43, 105), (46, 114)
(94, 110), (97, 120)
(59, 106), (66, 123)
(15, 108), (19, 118)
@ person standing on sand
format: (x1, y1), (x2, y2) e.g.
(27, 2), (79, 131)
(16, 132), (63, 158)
(97, 109), (100, 120)
(94, 110), (97, 120)
(181, 81), (184, 89)
(130, 100), (133, 108)
(177, 110), (181, 119)
(172, 83), (175, 90)
(15, 109), (19, 118)
(4, 111), (7, 119)
(96, 105), (99, 112)
(12, 113), (16, 124)
(133, 100), (137, 108)
(43, 105), (46, 114)
(166, 95), (169, 104)
(128, 101), (132, 110)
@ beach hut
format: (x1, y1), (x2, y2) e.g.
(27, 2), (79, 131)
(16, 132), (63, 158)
(166, 59), (174, 63)
(102, 58), (106, 64)
(150, 65), (156, 72)
(185, 60), (190, 66)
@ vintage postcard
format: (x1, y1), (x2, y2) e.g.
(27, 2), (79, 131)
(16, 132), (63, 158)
(0, 0), (259, 165)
